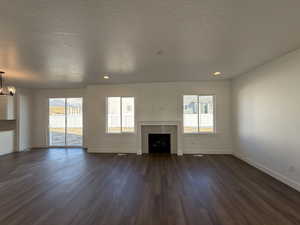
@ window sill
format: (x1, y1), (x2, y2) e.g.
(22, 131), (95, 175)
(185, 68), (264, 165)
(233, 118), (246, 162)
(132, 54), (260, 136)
(106, 132), (136, 135)
(183, 132), (217, 135)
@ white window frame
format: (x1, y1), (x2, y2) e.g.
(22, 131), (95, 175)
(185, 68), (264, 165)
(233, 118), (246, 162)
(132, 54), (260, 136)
(106, 96), (135, 134)
(183, 95), (216, 134)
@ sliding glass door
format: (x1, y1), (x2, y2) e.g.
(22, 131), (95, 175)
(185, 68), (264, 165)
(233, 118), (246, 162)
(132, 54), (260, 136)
(49, 98), (66, 146)
(66, 98), (83, 146)
(49, 98), (83, 146)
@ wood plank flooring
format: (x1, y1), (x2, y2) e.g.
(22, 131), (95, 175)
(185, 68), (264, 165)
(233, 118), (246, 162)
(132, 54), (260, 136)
(0, 148), (300, 225)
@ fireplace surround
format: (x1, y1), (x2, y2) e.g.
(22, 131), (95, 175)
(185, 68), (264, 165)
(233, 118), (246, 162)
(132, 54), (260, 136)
(137, 121), (183, 155)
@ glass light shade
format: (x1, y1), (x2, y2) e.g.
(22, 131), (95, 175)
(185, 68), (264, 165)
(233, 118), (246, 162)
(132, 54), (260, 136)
(7, 86), (16, 96)
(0, 71), (15, 96)
(0, 87), (8, 95)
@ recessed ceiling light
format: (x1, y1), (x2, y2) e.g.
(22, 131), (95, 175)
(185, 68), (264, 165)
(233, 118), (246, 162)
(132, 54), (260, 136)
(104, 75), (110, 79)
(213, 72), (222, 76)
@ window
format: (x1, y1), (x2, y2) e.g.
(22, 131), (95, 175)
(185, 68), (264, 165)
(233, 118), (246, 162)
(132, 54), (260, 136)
(49, 98), (83, 146)
(183, 95), (215, 133)
(107, 97), (135, 133)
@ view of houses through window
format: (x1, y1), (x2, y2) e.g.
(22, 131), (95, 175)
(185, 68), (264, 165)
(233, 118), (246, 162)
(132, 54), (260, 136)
(49, 98), (83, 146)
(183, 95), (215, 133)
(107, 97), (135, 133)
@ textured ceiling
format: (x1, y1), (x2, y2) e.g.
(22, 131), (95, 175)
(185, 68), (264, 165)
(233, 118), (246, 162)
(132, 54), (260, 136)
(1, 0), (300, 88)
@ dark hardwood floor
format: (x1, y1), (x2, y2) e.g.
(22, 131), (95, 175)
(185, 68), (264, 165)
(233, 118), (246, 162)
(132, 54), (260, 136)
(0, 149), (300, 225)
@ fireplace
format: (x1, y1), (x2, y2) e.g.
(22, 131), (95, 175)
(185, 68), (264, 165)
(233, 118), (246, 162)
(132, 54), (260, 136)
(148, 134), (171, 154)
(137, 121), (183, 155)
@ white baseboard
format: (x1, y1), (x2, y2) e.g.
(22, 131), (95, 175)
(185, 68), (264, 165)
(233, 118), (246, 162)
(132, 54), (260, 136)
(183, 148), (232, 155)
(234, 153), (300, 192)
(87, 147), (137, 154)
(0, 152), (13, 156)
(88, 147), (232, 155)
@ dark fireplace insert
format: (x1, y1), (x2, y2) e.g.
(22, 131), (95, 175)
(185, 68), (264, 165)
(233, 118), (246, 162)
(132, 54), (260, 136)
(148, 133), (171, 154)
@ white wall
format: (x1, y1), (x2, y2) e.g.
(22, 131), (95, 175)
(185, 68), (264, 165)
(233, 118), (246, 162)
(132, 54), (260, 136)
(31, 88), (86, 147)
(232, 49), (300, 191)
(86, 81), (232, 154)
(17, 88), (33, 151)
(30, 82), (232, 153)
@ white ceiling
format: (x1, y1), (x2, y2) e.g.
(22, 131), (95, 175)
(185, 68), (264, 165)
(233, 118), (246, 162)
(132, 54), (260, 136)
(1, 0), (300, 88)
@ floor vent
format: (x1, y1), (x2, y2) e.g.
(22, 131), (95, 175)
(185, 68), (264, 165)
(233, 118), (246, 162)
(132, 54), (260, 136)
(117, 153), (128, 156)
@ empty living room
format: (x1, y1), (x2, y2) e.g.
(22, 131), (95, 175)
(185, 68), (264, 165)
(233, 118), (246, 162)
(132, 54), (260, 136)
(1, 0), (300, 224)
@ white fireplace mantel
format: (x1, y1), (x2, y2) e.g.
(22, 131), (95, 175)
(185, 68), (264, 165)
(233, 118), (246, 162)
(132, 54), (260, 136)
(137, 121), (183, 156)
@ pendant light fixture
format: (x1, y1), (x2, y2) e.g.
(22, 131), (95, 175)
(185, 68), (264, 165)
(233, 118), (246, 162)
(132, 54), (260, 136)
(0, 71), (16, 96)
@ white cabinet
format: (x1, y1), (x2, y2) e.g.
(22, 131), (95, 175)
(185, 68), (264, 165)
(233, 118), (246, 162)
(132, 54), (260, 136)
(0, 96), (15, 120)
(0, 130), (15, 155)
